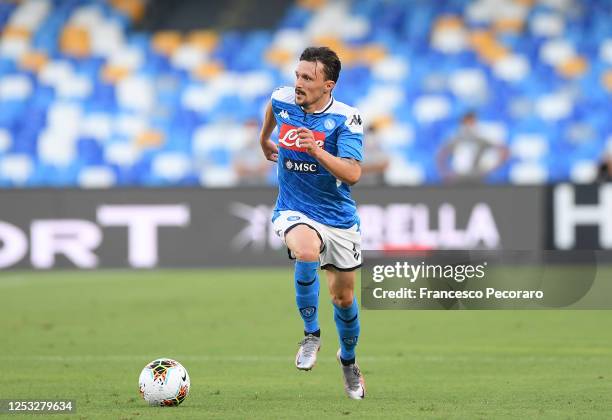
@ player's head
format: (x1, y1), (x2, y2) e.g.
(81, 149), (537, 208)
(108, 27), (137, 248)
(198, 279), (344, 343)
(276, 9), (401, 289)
(295, 46), (341, 108)
(462, 112), (477, 126)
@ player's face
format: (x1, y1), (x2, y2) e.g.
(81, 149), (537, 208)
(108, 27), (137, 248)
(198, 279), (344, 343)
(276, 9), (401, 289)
(294, 60), (334, 108)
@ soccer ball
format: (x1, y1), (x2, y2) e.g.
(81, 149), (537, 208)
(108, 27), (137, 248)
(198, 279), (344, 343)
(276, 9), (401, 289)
(138, 358), (190, 406)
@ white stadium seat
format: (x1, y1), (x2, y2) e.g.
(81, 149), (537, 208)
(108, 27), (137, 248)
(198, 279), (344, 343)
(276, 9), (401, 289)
(117, 76), (155, 112)
(78, 166), (117, 188)
(0, 128), (12, 153)
(384, 157), (424, 186)
(105, 142), (141, 167)
(0, 74), (32, 101)
(0, 154), (33, 184)
(570, 160), (598, 184)
(413, 95), (451, 123)
(509, 162), (548, 184)
(152, 152), (191, 181)
(511, 134), (549, 160)
(531, 13), (565, 37)
(535, 93), (573, 121)
(493, 55), (530, 82)
(199, 166), (239, 187)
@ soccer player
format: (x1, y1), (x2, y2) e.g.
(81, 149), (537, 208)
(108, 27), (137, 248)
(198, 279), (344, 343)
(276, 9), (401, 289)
(437, 112), (509, 184)
(259, 46), (366, 400)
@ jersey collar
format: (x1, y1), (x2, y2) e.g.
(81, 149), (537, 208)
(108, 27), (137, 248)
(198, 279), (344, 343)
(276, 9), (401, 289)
(299, 96), (334, 114)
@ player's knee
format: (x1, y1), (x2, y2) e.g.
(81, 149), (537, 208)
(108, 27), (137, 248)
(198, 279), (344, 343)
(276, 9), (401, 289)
(332, 290), (354, 308)
(293, 246), (319, 262)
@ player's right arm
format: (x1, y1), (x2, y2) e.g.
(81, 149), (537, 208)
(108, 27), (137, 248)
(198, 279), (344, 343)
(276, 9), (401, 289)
(437, 143), (451, 179)
(436, 138), (457, 180)
(259, 101), (278, 162)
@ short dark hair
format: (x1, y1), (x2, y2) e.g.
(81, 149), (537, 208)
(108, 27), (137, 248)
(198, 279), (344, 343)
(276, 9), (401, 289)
(299, 46), (341, 83)
(462, 112), (477, 123)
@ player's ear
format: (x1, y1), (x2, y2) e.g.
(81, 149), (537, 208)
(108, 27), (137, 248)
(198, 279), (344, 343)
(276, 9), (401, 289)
(324, 80), (335, 93)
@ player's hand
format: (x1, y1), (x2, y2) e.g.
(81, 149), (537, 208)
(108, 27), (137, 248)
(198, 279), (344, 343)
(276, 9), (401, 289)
(296, 127), (321, 158)
(261, 139), (279, 162)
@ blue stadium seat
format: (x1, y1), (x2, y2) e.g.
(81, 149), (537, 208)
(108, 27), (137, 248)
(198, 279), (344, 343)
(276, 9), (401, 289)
(0, 0), (610, 187)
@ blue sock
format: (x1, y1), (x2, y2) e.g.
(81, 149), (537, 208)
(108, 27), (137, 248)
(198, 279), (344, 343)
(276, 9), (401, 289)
(294, 261), (320, 334)
(333, 297), (360, 362)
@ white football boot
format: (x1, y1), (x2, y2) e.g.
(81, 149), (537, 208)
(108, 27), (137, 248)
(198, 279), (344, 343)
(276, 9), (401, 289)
(337, 349), (366, 400)
(295, 334), (321, 370)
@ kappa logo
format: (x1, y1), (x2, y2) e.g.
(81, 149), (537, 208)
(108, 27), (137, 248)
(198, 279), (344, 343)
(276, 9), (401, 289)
(300, 306), (316, 319)
(352, 244), (360, 261)
(348, 114), (362, 126)
(342, 336), (358, 346)
(283, 157), (318, 174)
(278, 110), (289, 120)
(278, 124), (326, 152)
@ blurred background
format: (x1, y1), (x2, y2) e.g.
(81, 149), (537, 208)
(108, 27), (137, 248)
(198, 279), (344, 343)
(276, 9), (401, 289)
(0, 0), (610, 188)
(2, 4), (611, 417)
(0, 0), (611, 270)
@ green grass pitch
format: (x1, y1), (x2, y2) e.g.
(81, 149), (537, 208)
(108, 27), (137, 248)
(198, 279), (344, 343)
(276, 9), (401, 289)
(1, 269), (611, 419)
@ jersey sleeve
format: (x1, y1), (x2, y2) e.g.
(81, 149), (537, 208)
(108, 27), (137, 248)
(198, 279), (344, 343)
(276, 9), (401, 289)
(270, 86), (294, 126)
(337, 108), (364, 161)
(271, 86), (294, 103)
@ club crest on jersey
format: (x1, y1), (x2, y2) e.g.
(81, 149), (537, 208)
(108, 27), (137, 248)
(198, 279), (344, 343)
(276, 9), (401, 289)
(284, 157), (318, 174)
(324, 118), (336, 130)
(278, 124), (325, 152)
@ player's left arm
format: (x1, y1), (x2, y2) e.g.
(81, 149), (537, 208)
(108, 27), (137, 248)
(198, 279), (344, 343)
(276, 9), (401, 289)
(296, 126), (362, 186)
(478, 136), (510, 175)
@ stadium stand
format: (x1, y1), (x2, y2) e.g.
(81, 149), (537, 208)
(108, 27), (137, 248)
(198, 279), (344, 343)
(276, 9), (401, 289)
(0, 0), (610, 187)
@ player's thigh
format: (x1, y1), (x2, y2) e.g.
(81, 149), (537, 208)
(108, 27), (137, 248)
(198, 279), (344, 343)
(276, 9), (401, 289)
(285, 224), (322, 262)
(325, 268), (356, 307)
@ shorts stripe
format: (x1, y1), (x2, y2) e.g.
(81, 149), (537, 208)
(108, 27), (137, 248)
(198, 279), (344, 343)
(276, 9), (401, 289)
(321, 263), (362, 272)
(284, 222), (326, 259)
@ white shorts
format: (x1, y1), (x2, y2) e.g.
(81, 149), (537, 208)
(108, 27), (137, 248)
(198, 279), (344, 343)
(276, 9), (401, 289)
(272, 210), (362, 271)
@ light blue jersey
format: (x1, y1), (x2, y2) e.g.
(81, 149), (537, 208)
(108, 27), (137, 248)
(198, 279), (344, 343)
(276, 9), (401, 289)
(270, 86), (364, 229)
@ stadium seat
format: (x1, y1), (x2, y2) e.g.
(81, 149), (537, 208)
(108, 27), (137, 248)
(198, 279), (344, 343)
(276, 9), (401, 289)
(509, 161), (548, 184)
(0, 0), (610, 187)
(199, 165), (239, 188)
(378, 123), (414, 148)
(151, 152), (191, 182)
(448, 68), (488, 104)
(0, 127), (11, 153)
(384, 156), (425, 186)
(370, 55), (408, 82)
(493, 54), (530, 82)
(530, 12), (565, 38)
(78, 165), (116, 188)
(117, 75), (155, 112)
(570, 159), (598, 184)
(0, 153), (33, 185)
(105, 141), (141, 167)
(412, 95), (451, 124)
(535, 93), (573, 121)
(0, 73), (31, 100)
(511, 134), (549, 160)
